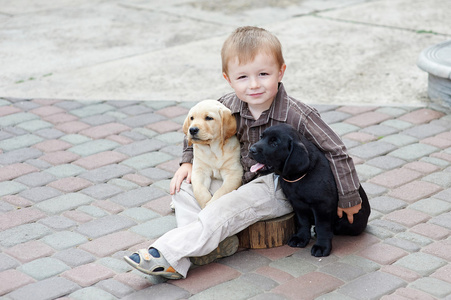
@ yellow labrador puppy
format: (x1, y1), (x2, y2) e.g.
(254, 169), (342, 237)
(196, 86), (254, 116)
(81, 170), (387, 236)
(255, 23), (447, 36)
(183, 100), (243, 208)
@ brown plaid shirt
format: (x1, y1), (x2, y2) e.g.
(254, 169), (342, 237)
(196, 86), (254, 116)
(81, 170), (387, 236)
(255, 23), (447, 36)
(181, 83), (362, 208)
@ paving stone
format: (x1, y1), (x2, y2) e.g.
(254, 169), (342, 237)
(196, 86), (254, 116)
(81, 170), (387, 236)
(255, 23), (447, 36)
(77, 215), (136, 239)
(39, 150), (80, 165)
(329, 122), (360, 136)
(358, 243), (408, 265)
(361, 182), (387, 197)
(369, 219), (406, 233)
(113, 271), (153, 291)
(360, 124), (399, 137)
(33, 139), (72, 152)
(422, 240), (451, 261)
(379, 265), (420, 283)
(0, 148), (42, 165)
(81, 114), (116, 126)
(115, 139), (166, 157)
(119, 207), (160, 222)
(146, 120), (182, 134)
(0, 207), (46, 231)
(41, 231), (88, 250)
(110, 186), (167, 207)
(188, 277), (262, 300)
(77, 205), (108, 218)
(398, 108), (445, 124)
(396, 232), (432, 247)
(409, 197), (451, 216)
(380, 119), (413, 130)
(25, 158), (53, 169)
(0, 253), (19, 272)
(319, 262), (365, 281)
(68, 139), (121, 156)
(55, 120), (91, 133)
(19, 186), (62, 202)
(355, 164), (383, 181)
(366, 156), (406, 170)
(0, 112), (39, 127)
(387, 181), (443, 203)
(92, 200), (124, 214)
(433, 188), (451, 202)
(17, 119), (53, 132)
(142, 195), (173, 216)
(63, 210), (93, 223)
(402, 161), (441, 173)
(30, 105), (65, 117)
(14, 171), (56, 187)
(121, 112), (166, 128)
(36, 193), (94, 214)
(337, 255), (380, 273)
(121, 152), (173, 170)
(267, 256), (316, 278)
(81, 183), (123, 200)
(384, 237), (421, 252)
(4, 240), (55, 263)
(379, 134), (418, 147)
(319, 110), (352, 124)
(79, 231), (145, 257)
(422, 171), (451, 188)
(97, 257), (133, 273)
(95, 278), (135, 298)
(73, 151), (128, 170)
(44, 164), (86, 178)
(394, 252), (446, 276)
(348, 141), (397, 160)
(385, 208), (431, 227)
(106, 134), (134, 145)
(122, 173), (153, 186)
(2, 195), (33, 208)
(431, 264), (451, 284)
(130, 215), (176, 239)
(0, 163), (38, 181)
(18, 257), (70, 280)
(53, 248), (96, 267)
(79, 122), (131, 139)
(60, 133), (92, 145)
(410, 223), (450, 240)
(0, 223), (52, 247)
(119, 104), (153, 115)
(0, 269), (35, 297)
(421, 135), (451, 149)
(7, 276), (79, 300)
(369, 168), (422, 188)
(255, 266), (295, 285)
(344, 111), (392, 127)
(139, 167), (174, 180)
(78, 164), (134, 183)
(48, 177), (93, 192)
(42, 112), (78, 124)
(338, 272), (405, 300)
(62, 263), (115, 288)
(421, 156), (450, 167)
(70, 103), (115, 118)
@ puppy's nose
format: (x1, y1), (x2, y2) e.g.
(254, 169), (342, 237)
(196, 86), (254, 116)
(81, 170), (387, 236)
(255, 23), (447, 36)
(249, 145), (258, 157)
(189, 127), (199, 136)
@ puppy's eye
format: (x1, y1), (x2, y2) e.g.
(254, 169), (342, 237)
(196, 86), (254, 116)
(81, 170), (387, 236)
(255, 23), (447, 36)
(190, 116), (194, 120)
(205, 116), (213, 121)
(269, 137), (278, 147)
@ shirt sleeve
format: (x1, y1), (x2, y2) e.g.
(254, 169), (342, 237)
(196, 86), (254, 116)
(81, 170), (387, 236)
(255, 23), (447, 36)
(180, 137), (193, 165)
(302, 110), (362, 208)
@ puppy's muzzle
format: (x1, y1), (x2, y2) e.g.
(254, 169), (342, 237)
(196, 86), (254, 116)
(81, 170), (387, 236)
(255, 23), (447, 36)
(189, 127), (199, 136)
(249, 145), (260, 158)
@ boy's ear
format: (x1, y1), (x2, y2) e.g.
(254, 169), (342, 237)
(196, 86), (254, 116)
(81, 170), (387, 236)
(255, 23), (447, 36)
(223, 72), (232, 84)
(278, 64), (287, 82)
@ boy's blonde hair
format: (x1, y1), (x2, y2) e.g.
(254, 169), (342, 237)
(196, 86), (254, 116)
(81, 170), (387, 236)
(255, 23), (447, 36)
(221, 26), (285, 75)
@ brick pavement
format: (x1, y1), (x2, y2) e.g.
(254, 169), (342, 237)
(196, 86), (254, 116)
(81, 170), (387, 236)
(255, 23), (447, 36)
(0, 98), (450, 300)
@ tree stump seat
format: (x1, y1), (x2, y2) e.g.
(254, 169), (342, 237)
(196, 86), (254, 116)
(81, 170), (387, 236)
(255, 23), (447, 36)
(237, 213), (296, 249)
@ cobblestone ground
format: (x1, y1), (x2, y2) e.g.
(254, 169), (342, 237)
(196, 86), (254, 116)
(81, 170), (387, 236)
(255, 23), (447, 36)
(0, 98), (450, 300)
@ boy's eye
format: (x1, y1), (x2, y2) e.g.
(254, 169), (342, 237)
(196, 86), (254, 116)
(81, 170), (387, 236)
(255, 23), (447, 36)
(237, 75), (247, 80)
(205, 116), (213, 121)
(260, 72), (269, 76)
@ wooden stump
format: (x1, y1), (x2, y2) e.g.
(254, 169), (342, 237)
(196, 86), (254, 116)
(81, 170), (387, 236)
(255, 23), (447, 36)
(237, 213), (296, 249)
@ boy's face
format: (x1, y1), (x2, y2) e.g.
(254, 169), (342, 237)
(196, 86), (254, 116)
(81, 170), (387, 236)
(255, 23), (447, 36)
(223, 52), (286, 112)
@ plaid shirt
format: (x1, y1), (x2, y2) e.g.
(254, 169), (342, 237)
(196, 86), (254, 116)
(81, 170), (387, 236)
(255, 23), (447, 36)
(181, 83), (362, 208)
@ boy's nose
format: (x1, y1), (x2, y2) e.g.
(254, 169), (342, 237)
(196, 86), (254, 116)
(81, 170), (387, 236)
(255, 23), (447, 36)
(249, 77), (260, 88)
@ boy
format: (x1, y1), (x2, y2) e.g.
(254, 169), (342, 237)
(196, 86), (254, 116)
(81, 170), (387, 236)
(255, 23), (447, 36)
(124, 26), (365, 279)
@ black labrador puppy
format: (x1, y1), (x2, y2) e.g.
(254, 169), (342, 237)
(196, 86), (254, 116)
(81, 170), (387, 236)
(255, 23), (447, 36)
(249, 124), (370, 257)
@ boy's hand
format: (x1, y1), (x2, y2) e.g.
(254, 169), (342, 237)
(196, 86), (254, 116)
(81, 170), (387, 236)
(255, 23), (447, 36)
(337, 203), (362, 224)
(170, 163), (193, 195)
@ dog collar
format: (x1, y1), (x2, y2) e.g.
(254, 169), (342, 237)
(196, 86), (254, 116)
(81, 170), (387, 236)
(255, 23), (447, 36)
(282, 173), (307, 183)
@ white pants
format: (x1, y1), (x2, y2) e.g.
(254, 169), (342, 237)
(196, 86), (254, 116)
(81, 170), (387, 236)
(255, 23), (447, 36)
(151, 174), (293, 278)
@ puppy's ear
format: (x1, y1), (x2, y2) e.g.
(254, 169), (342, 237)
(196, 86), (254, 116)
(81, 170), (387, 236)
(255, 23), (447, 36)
(220, 108), (237, 140)
(183, 115), (193, 146)
(282, 137), (309, 176)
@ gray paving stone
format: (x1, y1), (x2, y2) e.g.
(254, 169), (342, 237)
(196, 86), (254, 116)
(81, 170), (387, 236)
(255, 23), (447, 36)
(355, 164), (383, 181)
(44, 164), (86, 178)
(25, 158), (52, 170)
(154, 132), (185, 144)
(97, 257), (133, 273)
(70, 103), (115, 118)
(319, 111), (352, 124)
(339, 272), (405, 300)
(14, 171), (56, 187)
(348, 141), (397, 160)
(379, 134), (418, 147)
(120, 130), (147, 141)
(3, 125), (29, 136)
(55, 100), (84, 110)
(109, 186), (167, 207)
(240, 273), (278, 291)
(19, 186), (62, 202)
(121, 152), (173, 169)
(395, 232), (432, 247)
(0, 181), (27, 197)
(119, 104), (153, 115)
(0, 130), (13, 141)
(361, 182), (387, 197)
(329, 122), (360, 136)
(402, 123), (447, 139)
(420, 156), (450, 168)
(69, 286), (117, 300)
(53, 248), (96, 267)
(381, 119), (413, 130)
(0, 112), (39, 127)
(365, 225), (394, 239)
(79, 164), (134, 183)
(369, 219), (406, 233)
(317, 292), (356, 300)
(366, 156), (406, 170)
(18, 257), (70, 280)
(0, 148), (42, 165)
(429, 212), (451, 230)
(433, 188), (451, 202)
(36, 193), (94, 214)
(81, 183), (123, 200)
(38, 215), (77, 230)
(130, 215), (176, 239)
(16, 119), (52, 132)
(95, 279), (135, 298)
(160, 144), (183, 157)
(60, 133), (92, 145)
(384, 237), (421, 252)
(7, 276), (80, 300)
(76, 215), (137, 239)
(410, 198), (451, 215)
(133, 128), (158, 139)
(122, 283), (190, 300)
(338, 255), (380, 273)
(120, 112), (166, 127)
(0, 134), (44, 151)
(68, 139), (120, 156)
(394, 252), (447, 276)
(409, 277), (451, 298)
(81, 114), (116, 126)
(360, 124), (399, 137)
(35, 128), (65, 139)
(0, 223), (52, 247)
(139, 167), (174, 180)
(0, 200), (14, 212)
(375, 107), (407, 117)
(41, 231), (88, 250)
(119, 207), (161, 222)
(389, 143), (439, 161)
(422, 172), (451, 188)
(0, 253), (19, 271)
(190, 278), (263, 300)
(116, 139), (166, 156)
(269, 256), (316, 277)
(369, 196), (407, 214)
(77, 205), (108, 218)
(319, 262), (366, 282)
(146, 101), (180, 110)
(108, 178), (139, 190)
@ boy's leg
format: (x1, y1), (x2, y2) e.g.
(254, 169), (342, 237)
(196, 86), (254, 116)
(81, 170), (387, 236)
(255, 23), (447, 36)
(135, 174), (292, 278)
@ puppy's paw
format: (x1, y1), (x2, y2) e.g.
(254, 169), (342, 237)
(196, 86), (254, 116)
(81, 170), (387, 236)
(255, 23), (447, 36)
(288, 234), (310, 248)
(311, 240), (332, 257)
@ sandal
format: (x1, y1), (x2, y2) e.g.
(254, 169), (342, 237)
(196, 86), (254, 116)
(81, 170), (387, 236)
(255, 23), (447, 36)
(190, 235), (239, 266)
(123, 248), (182, 279)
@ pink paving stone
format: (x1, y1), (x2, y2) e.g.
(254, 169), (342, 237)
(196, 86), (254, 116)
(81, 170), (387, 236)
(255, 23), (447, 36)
(0, 269), (35, 296)
(344, 111), (392, 127)
(79, 231), (145, 257)
(42, 112), (78, 125)
(253, 245), (298, 261)
(387, 181), (443, 203)
(2, 195), (33, 208)
(380, 265), (420, 283)
(358, 243), (408, 265)
(420, 136), (451, 149)
(142, 195), (172, 216)
(30, 105), (65, 117)
(157, 158), (180, 174)
(61, 263), (115, 287)
(342, 132), (377, 143)
(147, 120), (183, 134)
(431, 264), (451, 284)
(430, 151), (451, 162)
(40, 150), (80, 165)
(73, 151), (128, 170)
(369, 168), (422, 189)
(33, 139), (72, 152)
(384, 209), (430, 227)
(170, 263), (241, 294)
(0, 105), (21, 117)
(156, 106), (190, 118)
(398, 108), (445, 124)
(79, 123), (131, 139)
(352, 156), (364, 165)
(63, 210), (94, 223)
(436, 131), (451, 140)
(114, 272), (152, 290)
(332, 233), (380, 257)
(55, 121), (90, 133)
(337, 106), (377, 115)
(92, 200), (124, 214)
(410, 223), (450, 240)
(0, 163), (38, 181)
(32, 99), (61, 105)
(106, 134), (134, 145)
(0, 207), (47, 231)
(402, 161), (440, 174)
(128, 239), (156, 252)
(122, 173), (153, 186)
(47, 177), (93, 192)
(272, 272), (344, 300)
(4, 240), (55, 263)
(423, 240), (451, 261)
(392, 287), (436, 300)
(255, 266), (295, 284)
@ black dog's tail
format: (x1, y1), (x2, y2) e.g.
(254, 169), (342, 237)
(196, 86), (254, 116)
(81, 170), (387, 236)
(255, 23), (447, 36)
(333, 185), (371, 236)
